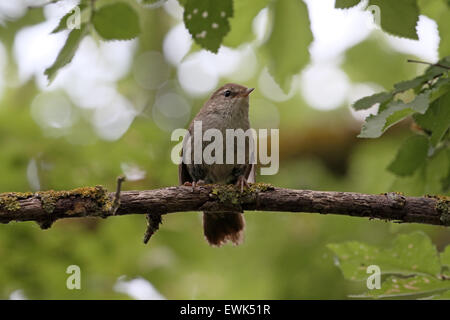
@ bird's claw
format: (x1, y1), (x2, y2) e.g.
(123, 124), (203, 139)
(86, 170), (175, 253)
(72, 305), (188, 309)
(235, 176), (249, 193)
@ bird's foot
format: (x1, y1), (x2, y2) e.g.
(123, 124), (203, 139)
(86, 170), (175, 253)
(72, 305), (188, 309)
(235, 176), (249, 193)
(191, 180), (205, 192)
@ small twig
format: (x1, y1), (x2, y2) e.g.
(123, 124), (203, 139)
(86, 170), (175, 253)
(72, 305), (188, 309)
(111, 175), (126, 216)
(27, 0), (62, 9)
(407, 59), (450, 70)
(143, 213), (162, 244)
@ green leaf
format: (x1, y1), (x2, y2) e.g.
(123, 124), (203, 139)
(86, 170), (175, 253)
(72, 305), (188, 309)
(52, 3), (88, 34)
(413, 92), (450, 146)
(370, 0), (420, 40)
(335, 0), (362, 9)
(387, 135), (429, 176)
(360, 275), (450, 298)
(426, 56), (450, 76)
(44, 24), (88, 84)
(385, 232), (441, 276)
(394, 75), (428, 93)
(425, 148), (450, 194)
(328, 232), (441, 282)
(437, 16), (450, 57)
(359, 92), (430, 138)
(223, 0), (270, 47)
(391, 147), (450, 195)
(353, 92), (393, 110)
(393, 58), (449, 93)
(431, 290), (450, 299)
(141, 0), (167, 4)
(92, 2), (141, 40)
(429, 77), (450, 103)
(403, 91), (431, 113)
(261, 0), (313, 93)
(183, 0), (233, 53)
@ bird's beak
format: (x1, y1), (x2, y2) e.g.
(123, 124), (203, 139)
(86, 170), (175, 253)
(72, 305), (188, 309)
(243, 87), (255, 97)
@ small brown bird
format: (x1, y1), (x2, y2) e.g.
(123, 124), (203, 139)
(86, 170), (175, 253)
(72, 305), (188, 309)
(179, 83), (255, 246)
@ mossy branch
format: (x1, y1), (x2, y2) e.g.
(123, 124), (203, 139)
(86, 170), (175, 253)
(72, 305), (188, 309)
(0, 184), (449, 232)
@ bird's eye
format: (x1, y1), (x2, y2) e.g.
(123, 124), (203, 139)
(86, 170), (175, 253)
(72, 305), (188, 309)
(224, 90), (232, 97)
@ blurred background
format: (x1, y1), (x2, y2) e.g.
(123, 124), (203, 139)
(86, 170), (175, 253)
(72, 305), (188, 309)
(0, 0), (448, 299)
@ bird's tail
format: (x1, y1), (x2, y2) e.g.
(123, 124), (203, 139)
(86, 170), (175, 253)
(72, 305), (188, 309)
(203, 212), (245, 246)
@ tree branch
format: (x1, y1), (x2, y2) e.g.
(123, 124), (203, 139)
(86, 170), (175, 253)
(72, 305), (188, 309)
(0, 184), (448, 229)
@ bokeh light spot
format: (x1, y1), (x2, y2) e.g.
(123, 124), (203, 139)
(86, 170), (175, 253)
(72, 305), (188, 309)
(133, 51), (171, 90)
(152, 92), (191, 132)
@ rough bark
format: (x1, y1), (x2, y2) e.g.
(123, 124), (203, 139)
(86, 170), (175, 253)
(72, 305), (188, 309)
(0, 184), (448, 228)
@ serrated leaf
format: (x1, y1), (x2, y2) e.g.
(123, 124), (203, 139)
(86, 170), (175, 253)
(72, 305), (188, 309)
(429, 77), (450, 103)
(392, 68), (446, 102)
(387, 135), (429, 177)
(403, 91), (430, 113)
(223, 0), (270, 47)
(92, 2), (141, 40)
(431, 289), (450, 299)
(425, 148), (450, 195)
(370, 0), (420, 40)
(437, 15), (450, 57)
(261, 0), (312, 93)
(183, 0), (233, 53)
(442, 149), (450, 192)
(359, 92), (430, 138)
(413, 92), (450, 146)
(360, 275), (450, 299)
(335, 0), (362, 9)
(384, 232), (441, 276)
(425, 56), (450, 77)
(390, 163), (427, 196)
(328, 232), (441, 282)
(52, 3), (87, 34)
(44, 24), (88, 84)
(359, 103), (408, 138)
(327, 242), (381, 280)
(384, 107), (415, 130)
(353, 92), (393, 110)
